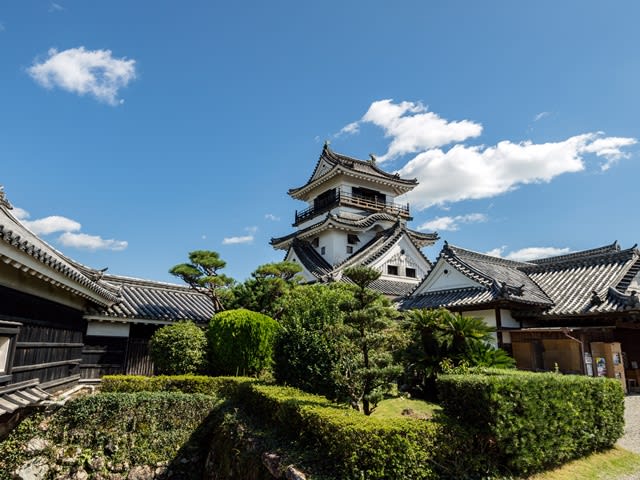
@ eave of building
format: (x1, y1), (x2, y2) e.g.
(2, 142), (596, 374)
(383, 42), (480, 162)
(288, 166), (417, 201)
(88, 274), (215, 324)
(270, 212), (412, 250)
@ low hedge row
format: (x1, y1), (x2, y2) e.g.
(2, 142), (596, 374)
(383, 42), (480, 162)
(52, 391), (221, 467)
(101, 375), (443, 479)
(234, 383), (439, 480)
(101, 374), (254, 397)
(437, 369), (625, 475)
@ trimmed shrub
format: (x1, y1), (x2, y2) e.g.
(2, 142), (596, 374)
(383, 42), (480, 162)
(50, 392), (220, 474)
(149, 321), (207, 374)
(234, 382), (439, 480)
(437, 370), (625, 475)
(101, 374), (254, 398)
(208, 309), (280, 375)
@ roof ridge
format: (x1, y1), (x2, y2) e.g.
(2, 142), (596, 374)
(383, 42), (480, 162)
(103, 273), (201, 292)
(528, 241), (620, 265)
(445, 242), (533, 268)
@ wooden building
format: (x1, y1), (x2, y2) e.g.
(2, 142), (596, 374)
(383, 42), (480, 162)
(0, 187), (213, 421)
(401, 241), (640, 389)
(270, 143), (438, 298)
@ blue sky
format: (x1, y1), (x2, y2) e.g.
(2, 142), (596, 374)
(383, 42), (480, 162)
(1, 1), (639, 283)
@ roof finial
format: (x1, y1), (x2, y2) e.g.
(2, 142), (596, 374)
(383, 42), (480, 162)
(0, 185), (13, 210)
(368, 153), (376, 164)
(324, 140), (331, 149)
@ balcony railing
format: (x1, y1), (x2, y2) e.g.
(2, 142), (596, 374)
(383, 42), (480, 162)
(294, 190), (411, 225)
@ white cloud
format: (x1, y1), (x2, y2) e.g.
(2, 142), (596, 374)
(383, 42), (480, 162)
(336, 121), (360, 137)
(48, 2), (64, 12)
(0, 23), (5, 32)
(23, 215), (81, 235)
(222, 235), (254, 245)
(418, 213), (487, 232)
(11, 207), (30, 220)
(245, 226), (258, 234)
(534, 111), (550, 122)
(486, 246), (571, 262)
(29, 47), (136, 105)
(265, 213), (280, 221)
(581, 135), (637, 171)
(398, 132), (635, 210)
(344, 99), (482, 162)
(58, 232), (128, 251)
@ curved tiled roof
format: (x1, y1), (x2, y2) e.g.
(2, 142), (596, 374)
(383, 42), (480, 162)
(290, 239), (333, 278)
(400, 286), (494, 310)
(0, 197), (120, 306)
(288, 144), (418, 198)
(523, 245), (640, 316)
(404, 241), (640, 318)
(90, 274), (215, 323)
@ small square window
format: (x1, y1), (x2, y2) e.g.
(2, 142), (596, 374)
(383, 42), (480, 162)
(406, 268), (416, 278)
(387, 265), (398, 275)
(346, 245), (353, 254)
(321, 246), (326, 255)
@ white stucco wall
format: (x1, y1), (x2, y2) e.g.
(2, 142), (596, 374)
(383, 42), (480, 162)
(87, 321), (130, 337)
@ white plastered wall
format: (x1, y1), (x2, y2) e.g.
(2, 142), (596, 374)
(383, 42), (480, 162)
(86, 321), (130, 337)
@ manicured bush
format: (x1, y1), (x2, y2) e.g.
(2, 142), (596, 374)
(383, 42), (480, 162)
(149, 321), (207, 374)
(101, 374), (254, 397)
(208, 309), (280, 375)
(233, 382), (439, 479)
(437, 370), (625, 475)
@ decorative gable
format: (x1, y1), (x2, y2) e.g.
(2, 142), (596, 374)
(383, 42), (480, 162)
(413, 259), (482, 295)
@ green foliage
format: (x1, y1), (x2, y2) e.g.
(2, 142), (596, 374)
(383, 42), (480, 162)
(101, 374), (255, 397)
(403, 308), (513, 398)
(149, 321), (207, 375)
(234, 382), (439, 479)
(273, 283), (353, 398)
(226, 261), (302, 317)
(337, 266), (407, 415)
(170, 250), (234, 311)
(437, 370), (625, 476)
(207, 309), (281, 376)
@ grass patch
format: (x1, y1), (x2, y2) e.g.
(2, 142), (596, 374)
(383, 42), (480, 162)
(524, 447), (640, 480)
(371, 396), (441, 419)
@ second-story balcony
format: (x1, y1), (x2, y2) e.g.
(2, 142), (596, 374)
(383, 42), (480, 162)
(294, 189), (411, 226)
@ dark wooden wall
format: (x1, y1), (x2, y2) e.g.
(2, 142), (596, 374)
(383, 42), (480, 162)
(0, 284), (85, 392)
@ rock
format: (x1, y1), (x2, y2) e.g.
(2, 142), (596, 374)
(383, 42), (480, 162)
(13, 456), (49, 480)
(87, 455), (106, 472)
(24, 437), (50, 453)
(154, 466), (168, 477)
(262, 452), (282, 477)
(126, 465), (154, 480)
(74, 468), (89, 480)
(60, 447), (82, 465)
(284, 465), (307, 480)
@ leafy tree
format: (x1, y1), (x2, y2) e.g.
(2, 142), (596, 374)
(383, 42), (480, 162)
(226, 261), (302, 317)
(403, 308), (514, 399)
(335, 266), (407, 415)
(207, 308), (280, 376)
(149, 321), (207, 375)
(169, 250), (234, 311)
(273, 283), (354, 398)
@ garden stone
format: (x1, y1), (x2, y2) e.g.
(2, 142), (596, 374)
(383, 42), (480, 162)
(73, 468), (89, 480)
(127, 465), (154, 480)
(24, 437), (50, 453)
(88, 455), (106, 472)
(13, 456), (49, 480)
(262, 452), (281, 477)
(284, 466), (306, 480)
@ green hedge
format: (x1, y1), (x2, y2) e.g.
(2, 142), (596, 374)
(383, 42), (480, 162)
(437, 370), (625, 475)
(51, 392), (220, 470)
(233, 383), (439, 479)
(101, 374), (254, 397)
(101, 376), (444, 479)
